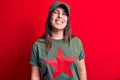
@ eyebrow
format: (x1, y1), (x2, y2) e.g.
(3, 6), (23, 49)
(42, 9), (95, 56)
(54, 9), (66, 13)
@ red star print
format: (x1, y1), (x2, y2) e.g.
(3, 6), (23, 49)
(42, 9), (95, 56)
(44, 48), (77, 80)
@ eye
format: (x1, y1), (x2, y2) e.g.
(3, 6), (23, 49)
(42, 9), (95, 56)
(62, 12), (67, 16)
(53, 11), (59, 14)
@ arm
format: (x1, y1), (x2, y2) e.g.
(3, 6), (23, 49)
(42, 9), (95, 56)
(79, 59), (87, 80)
(31, 65), (40, 80)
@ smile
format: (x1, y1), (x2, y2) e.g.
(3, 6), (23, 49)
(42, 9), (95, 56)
(55, 19), (64, 25)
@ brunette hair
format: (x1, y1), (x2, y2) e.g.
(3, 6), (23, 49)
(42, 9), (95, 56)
(40, 5), (73, 53)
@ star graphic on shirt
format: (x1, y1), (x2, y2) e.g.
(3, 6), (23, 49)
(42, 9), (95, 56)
(44, 48), (77, 80)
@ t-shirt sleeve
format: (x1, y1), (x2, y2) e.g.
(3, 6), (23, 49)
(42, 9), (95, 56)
(76, 38), (85, 60)
(79, 47), (85, 60)
(30, 42), (40, 66)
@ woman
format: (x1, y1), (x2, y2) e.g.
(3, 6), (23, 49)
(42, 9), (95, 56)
(30, 1), (87, 80)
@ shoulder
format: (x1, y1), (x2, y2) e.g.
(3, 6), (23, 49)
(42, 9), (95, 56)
(33, 38), (45, 48)
(71, 35), (82, 42)
(71, 35), (83, 47)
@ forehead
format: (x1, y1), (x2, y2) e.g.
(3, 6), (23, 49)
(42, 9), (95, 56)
(54, 7), (66, 12)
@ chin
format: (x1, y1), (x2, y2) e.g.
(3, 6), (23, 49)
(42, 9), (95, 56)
(53, 27), (65, 31)
(55, 26), (65, 30)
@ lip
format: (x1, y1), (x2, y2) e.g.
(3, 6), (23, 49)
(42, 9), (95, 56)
(55, 19), (64, 23)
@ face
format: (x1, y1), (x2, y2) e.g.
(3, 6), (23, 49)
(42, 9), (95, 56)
(50, 7), (68, 31)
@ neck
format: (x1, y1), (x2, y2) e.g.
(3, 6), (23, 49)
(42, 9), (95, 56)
(51, 30), (64, 39)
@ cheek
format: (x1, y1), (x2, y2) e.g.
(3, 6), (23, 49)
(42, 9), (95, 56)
(64, 18), (68, 24)
(50, 18), (53, 24)
(50, 17), (55, 25)
(51, 15), (56, 23)
(64, 16), (68, 21)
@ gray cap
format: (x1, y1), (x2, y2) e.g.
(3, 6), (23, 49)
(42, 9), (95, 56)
(49, 1), (70, 16)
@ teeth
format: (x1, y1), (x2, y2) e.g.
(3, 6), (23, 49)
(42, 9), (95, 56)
(55, 20), (63, 24)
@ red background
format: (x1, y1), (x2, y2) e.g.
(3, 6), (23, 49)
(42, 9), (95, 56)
(0, 0), (120, 80)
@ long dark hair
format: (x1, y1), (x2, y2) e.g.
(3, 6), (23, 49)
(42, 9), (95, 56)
(41, 6), (72, 53)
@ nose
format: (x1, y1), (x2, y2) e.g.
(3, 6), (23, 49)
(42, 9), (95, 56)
(58, 12), (62, 18)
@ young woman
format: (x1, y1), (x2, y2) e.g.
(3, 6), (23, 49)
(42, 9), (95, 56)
(30, 1), (87, 80)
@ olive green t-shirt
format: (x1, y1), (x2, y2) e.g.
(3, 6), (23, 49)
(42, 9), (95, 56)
(30, 37), (85, 80)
